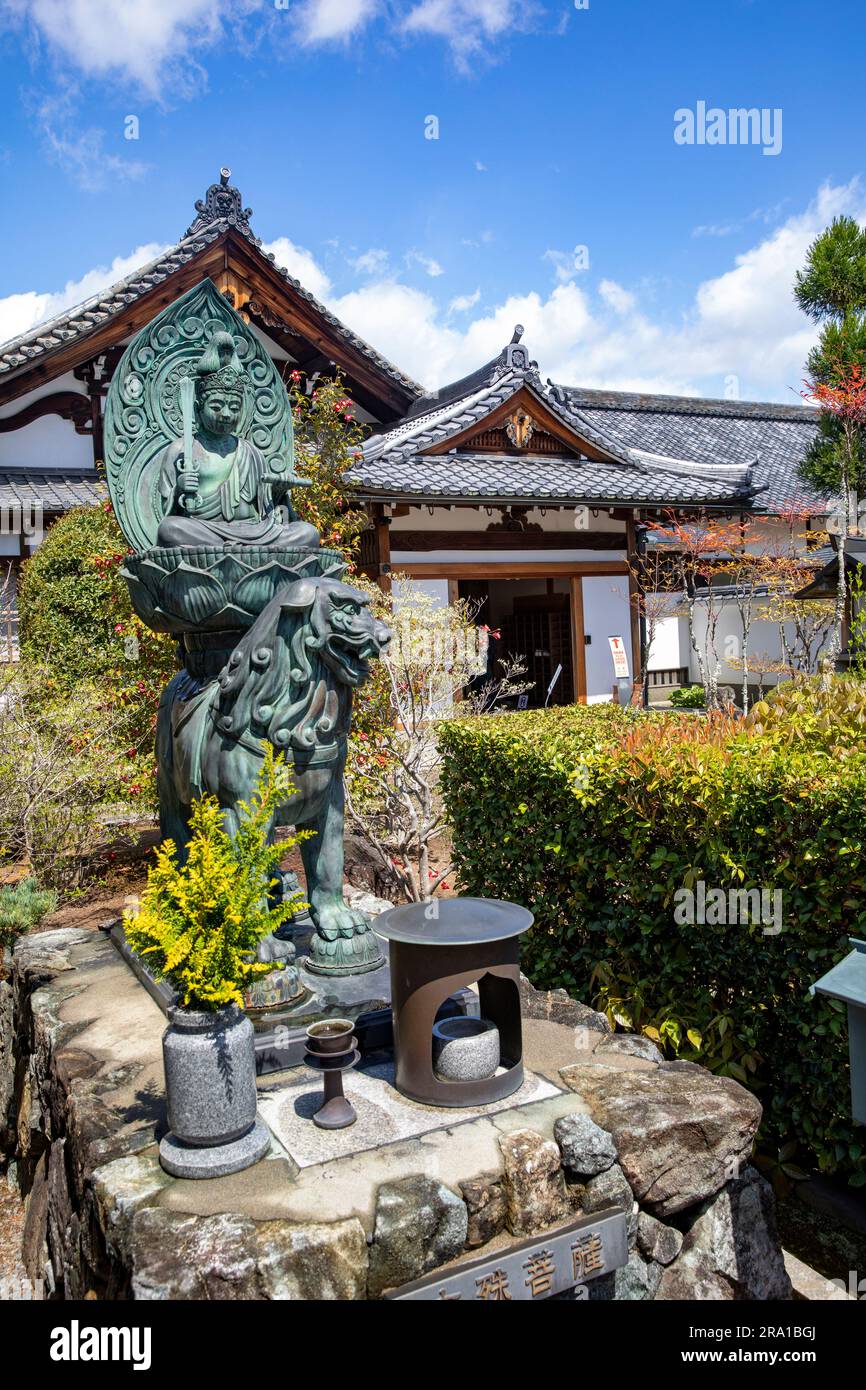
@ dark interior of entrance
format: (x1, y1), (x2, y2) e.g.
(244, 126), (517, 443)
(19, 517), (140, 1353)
(458, 577), (574, 708)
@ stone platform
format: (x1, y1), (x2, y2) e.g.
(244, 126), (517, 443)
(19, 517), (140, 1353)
(1, 926), (795, 1301)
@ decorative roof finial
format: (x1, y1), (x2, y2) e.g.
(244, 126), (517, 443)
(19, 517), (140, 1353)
(504, 324), (530, 373)
(185, 168), (255, 241)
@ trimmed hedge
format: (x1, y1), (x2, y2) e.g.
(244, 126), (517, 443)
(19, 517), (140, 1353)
(439, 699), (866, 1180)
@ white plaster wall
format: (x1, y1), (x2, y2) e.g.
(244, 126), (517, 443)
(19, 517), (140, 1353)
(687, 598), (826, 688)
(646, 603), (689, 671)
(0, 370), (94, 470)
(581, 575), (632, 699)
(395, 577), (450, 608)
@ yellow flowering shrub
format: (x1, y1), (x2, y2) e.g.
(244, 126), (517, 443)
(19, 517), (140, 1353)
(124, 746), (306, 1009)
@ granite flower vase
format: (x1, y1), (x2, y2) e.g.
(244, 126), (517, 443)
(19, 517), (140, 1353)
(158, 1003), (271, 1179)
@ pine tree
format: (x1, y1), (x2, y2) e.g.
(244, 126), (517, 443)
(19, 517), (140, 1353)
(795, 216), (866, 497)
(795, 215), (866, 666)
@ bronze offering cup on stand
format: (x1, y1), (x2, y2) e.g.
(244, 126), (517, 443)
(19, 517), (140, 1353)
(304, 1019), (359, 1129)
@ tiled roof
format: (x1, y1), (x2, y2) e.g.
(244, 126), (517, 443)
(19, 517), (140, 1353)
(351, 450), (752, 506)
(553, 385), (828, 515)
(0, 170), (421, 399)
(352, 337), (759, 508)
(0, 469), (105, 511)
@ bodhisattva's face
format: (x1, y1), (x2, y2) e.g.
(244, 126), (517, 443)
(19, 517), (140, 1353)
(197, 386), (243, 438)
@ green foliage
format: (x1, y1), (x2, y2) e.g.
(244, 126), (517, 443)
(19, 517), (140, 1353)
(0, 665), (147, 890)
(0, 878), (58, 955)
(745, 675), (866, 749)
(669, 684), (706, 708)
(17, 504), (177, 813)
(794, 218), (866, 496)
(439, 698), (866, 1180)
(124, 747), (305, 1009)
(290, 374), (371, 564)
(794, 216), (866, 322)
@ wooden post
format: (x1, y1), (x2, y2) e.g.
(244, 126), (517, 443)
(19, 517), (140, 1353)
(569, 575), (587, 703)
(625, 517), (643, 700)
(373, 504), (392, 593)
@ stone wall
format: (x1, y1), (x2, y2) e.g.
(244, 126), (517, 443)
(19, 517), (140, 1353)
(0, 927), (792, 1301)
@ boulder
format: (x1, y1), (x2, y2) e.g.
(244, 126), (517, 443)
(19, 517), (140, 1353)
(554, 1113), (617, 1176)
(594, 1033), (664, 1065)
(368, 1176), (468, 1297)
(637, 1212), (682, 1266)
(560, 1059), (761, 1217)
(131, 1210), (261, 1300)
(518, 975), (610, 1042)
(614, 1250), (662, 1301)
(460, 1174), (507, 1248)
(682, 1166), (792, 1300)
(655, 1247), (737, 1301)
(255, 1218), (367, 1300)
(499, 1128), (571, 1236)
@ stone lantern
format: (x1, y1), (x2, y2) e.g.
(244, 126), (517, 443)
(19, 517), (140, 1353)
(810, 938), (866, 1125)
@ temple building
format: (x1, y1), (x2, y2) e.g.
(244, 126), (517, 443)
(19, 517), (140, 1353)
(0, 171), (831, 698)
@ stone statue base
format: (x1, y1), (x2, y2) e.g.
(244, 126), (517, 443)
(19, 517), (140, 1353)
(305, 924), (386, 976)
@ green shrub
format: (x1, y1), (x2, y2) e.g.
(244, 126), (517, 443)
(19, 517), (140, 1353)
(17, 504), (177, 814)
(439, 696), (866, 1181)
(746, 674), (866, 749)
(0, 665), (146, 890)
(124, 748), (305, 1009)
(669, 684), (706, 708)
(0, 878), (58, 955)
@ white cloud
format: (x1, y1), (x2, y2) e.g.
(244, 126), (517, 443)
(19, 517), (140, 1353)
(2, 180), (861, 407)
(544, 245), (591, 282)
(401, 0), (534, 69)
(0, 243), (167, 346)
(448, 288), (481, 313)
(350, 248), (391, 277)
(2, 0), (541, 103)
(474, 160), (487, 172)
(293, 0), (379, 44)
(598, 280), (636, 316)
(331, 180), (864, 399)
(263, 236), (333, 301)
(406, 250), (444, 278)
(1, 0), (229, 99)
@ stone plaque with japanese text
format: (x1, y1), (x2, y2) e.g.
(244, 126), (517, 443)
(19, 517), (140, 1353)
(385, 1207), (628, 1301)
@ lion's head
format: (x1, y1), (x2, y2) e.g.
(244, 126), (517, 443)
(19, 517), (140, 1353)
(293, 576), (391, 688)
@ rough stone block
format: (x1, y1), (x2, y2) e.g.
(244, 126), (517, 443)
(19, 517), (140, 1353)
(460, 1173), (507, 1248)
(594, 1033), (664, 1065)
(131, 1210), (261, 1300)
(368, 1176), (468, 1297)
(499, 1128), (571, 1236)
(255, 1218), (368, 1300)
(682, 1166), (792, 1300)
(554, 1113), (617, 1176)
(560, 1058), (761, 1217)
(637, 1211), (683, 1266)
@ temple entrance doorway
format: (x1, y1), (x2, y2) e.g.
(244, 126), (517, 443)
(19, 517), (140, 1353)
(457, 576), (574, 708)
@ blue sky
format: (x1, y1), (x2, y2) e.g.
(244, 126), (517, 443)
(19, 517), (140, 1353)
(1, 0), (865, 400)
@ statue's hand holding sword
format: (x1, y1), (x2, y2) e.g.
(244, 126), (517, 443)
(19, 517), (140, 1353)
(177, 376), (202, 514)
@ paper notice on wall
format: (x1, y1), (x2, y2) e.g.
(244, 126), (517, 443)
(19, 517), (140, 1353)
(608, 635), (630, 679)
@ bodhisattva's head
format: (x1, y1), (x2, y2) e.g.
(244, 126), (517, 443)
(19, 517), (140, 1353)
(193, 331), (247, 438)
